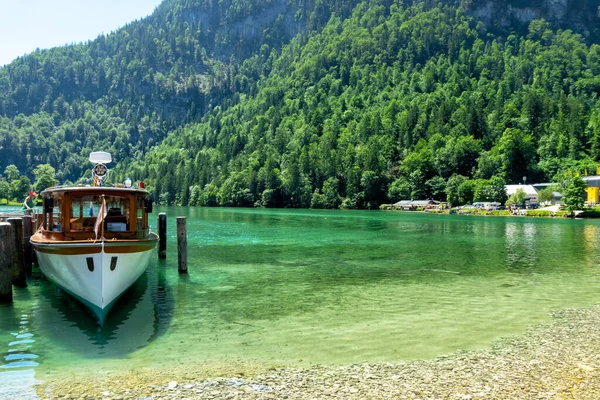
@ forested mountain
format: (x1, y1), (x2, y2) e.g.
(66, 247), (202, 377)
(0, 0), (359, 181)
(1, 0), (600, 208)
(126, 1), (600, 208)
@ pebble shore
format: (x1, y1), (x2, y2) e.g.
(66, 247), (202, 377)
(37, 306), (600, 399)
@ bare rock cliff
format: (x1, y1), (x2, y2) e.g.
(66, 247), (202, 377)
(462, 0), (599, 41)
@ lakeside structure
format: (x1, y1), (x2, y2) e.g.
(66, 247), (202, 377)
(505, 184), (545, 204)
(513, 176), (600, 206)
(391, 176), (600, 211)
(582, 176), (600, 204)
(391, 199), (441, 210)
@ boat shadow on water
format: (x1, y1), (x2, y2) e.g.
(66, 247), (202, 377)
(35, 262), (174, 358)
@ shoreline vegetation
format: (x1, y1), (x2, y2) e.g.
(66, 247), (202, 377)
(36, 304), (600, 399)
(379, 204), (600, 218)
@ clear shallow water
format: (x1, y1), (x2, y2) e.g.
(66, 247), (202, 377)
(2, 207), (600, 392)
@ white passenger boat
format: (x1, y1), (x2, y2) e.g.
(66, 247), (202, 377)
(30, 152), (158, 324)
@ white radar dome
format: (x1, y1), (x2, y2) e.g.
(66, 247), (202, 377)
(89, 151), (112, 164)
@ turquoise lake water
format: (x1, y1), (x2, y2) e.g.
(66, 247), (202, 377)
(1, 206), (600, 394)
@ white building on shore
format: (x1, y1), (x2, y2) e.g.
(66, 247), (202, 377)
(505, 184), (539, 203)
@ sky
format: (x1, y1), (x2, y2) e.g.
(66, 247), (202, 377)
(0, 0), (164, 66)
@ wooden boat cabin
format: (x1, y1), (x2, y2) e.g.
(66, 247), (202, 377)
(40, 186), (153, 242)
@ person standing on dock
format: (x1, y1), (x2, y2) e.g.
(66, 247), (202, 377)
(22, 191), (37, 215)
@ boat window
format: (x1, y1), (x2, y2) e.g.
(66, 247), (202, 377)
(69, 196), (99, 232)
(105, 196), (131, 232)
(69, 195), (131, 232)
(49, 197), (62, 232)
(137, 196), (144, 230)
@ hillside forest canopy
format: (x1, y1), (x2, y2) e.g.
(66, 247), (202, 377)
(1, 0), (600, 209)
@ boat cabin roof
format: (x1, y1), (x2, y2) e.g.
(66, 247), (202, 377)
(41, 186), (149, 197)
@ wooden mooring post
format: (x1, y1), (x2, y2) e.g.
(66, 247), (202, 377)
(22, 215), (33, 274)
(7, 218), (26, 288)
(177, 217), (187, 274)
(0, 222), (13, 302)
(158, 213), (167, 259)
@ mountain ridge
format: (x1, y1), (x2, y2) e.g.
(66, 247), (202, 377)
(0, 0), (599, 208)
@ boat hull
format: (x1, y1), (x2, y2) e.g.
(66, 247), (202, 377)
(33, 236), (157, 324)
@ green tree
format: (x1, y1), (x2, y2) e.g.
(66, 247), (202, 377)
(506, 188), (527, 206)
(261, 189), (282, 208)
(425, 176), (446, 201)
(310, 191), (326, 209)
(361, 170), (382, 209)
(218, 174), (253, 207)
(188, 185), (201, 206)
(33, 164), (56, 192)
(561, 176), (587, 213)
(537, 186), (556, 204)
(473, 176), (508, 203)
(199, 184), (219, 207)
(4, 165), (19, 182)
(322, 177), (341, 209)
(388, 177), (412, 202)
(474, 152), (501, 179)
(13, 176), (32, 202)
(282, 159), (311, 208)
(457, 179), (477, 206)
(0, 180), (10, 203)
(494, 128), (537, 183)
(445, 174), (467, 206)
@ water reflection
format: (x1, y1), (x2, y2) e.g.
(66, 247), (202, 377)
(504, 222), (539, 272)
(582, 224), (600, 265)
(153, 259), (175, 338)
(0, 257), (177, 393)
(34, 268), (160, 357)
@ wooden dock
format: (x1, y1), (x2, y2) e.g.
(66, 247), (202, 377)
(1, 211), (189, 302)
(0, 213), (40, 302)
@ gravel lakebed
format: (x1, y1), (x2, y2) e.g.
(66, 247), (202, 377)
(35, 306), (600, 399)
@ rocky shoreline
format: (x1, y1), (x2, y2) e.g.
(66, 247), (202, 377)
(37, 306), (600, 399)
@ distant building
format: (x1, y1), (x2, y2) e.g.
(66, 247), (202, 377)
(392, 199), (440, 210)
(505, 175), (600, 206)
(540, 176), (600, 205)
(531, 183), (562, 205)
(393, 200), (413, 208)
(582, 176), (600, 204)
(505, 184), (539, 203)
